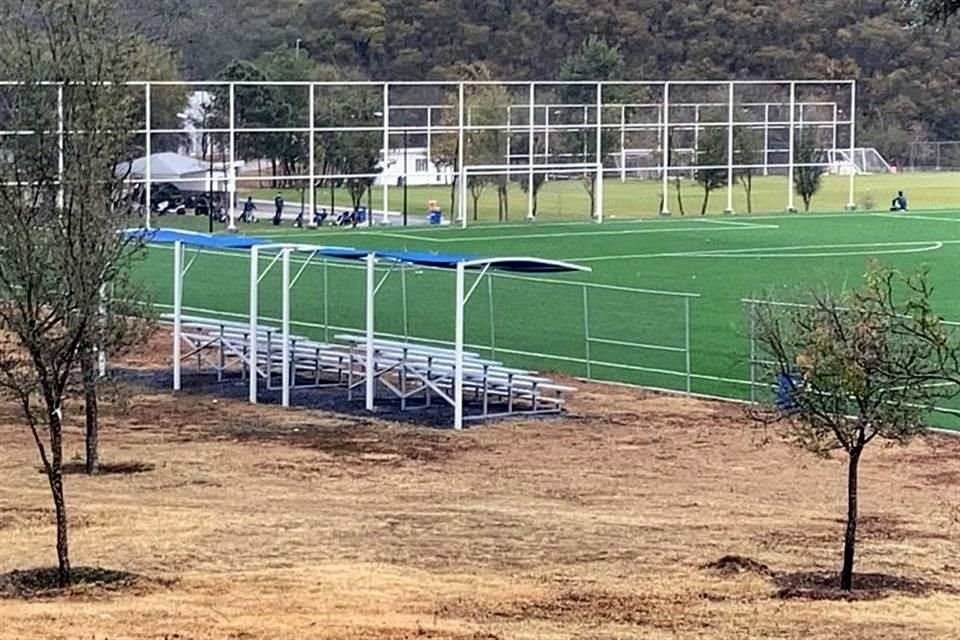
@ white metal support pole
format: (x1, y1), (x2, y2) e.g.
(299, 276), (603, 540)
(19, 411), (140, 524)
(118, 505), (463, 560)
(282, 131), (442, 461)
(364, 253), (376, 411)
(56, 85), (64, 211)
(308, 84), (317, 226)
(426, 107), (432, 164)
(382, 83), (390, 224)
(763, 103), (770, 177)
(248, 246), (259, 404)
(724, 81), (735, 215)
(453, 262), (466, 430)
(145, 83), (152, 229)
(831, 102), (838, 159)
(506, 105), (512, 178)
(847, 81), (857, 210)
(594, 82), (604, 222)
(544, 106), (550, 182)
(281, 249), (291, 408)
(227, 83), (237, 231)
(172, 241), (183, 391)
(457, 82), (467, 227)
(526, 83), (535, 220)
(684, 297), (692, 395)
(786, 82), (797, 212)
(660, 82), (670, 215)
(693, 105), (700, 180)
(620, 104), (626, 183)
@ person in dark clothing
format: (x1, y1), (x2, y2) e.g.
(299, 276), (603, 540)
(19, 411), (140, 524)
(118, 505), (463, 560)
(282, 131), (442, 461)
(890, 191), (908, 211)
(312, 207), (328, 226)
(242, 197), (256, 223)
(273, 193), (284, 225)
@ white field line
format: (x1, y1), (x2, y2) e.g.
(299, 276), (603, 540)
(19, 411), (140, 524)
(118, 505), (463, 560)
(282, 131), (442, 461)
(357, 223), (781, 244)
(572, 240), (960, 263)
(876, 213), (960, 223)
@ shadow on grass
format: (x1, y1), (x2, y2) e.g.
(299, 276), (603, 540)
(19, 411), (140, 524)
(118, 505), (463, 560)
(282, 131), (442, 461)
(772, 570), (959, 602)
(0, 566), (172, 600)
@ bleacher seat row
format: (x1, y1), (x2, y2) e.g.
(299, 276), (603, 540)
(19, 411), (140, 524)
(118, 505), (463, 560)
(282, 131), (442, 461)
(162, 315), (575, 423)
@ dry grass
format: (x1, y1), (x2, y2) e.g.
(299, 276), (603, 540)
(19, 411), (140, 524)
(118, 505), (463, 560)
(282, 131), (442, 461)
(1, 334), (959, 639)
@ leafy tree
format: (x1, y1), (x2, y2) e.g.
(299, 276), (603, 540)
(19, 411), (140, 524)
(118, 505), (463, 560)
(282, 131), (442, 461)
(0, 0), (152, 587)
(793, 132), (827, 212)
(734, 114), (764, 214)
(557, 37), (624, 218)
(749, 262), (960, 590)
(907, 0), (960, 23)
(317, 85), (382, 211)
(693, 126), (728, 216)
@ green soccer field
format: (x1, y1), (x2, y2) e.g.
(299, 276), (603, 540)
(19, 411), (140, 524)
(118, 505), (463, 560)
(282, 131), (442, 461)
(134, 203), (960, 428)
(239, 172), (960, 221)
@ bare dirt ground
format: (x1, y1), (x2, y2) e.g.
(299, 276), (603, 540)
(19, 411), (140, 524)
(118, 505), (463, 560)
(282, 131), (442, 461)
(1, 334), (959, 639)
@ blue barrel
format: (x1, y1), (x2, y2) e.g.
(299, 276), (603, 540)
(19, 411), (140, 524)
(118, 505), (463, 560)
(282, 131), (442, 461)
(357, 207), (367, 223)
(428, 210), (442, 225)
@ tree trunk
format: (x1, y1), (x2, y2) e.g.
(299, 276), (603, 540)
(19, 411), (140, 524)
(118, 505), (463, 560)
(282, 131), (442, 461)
(449, 175), (457, 219)
(675, 176), (686, 216)
(840, 447), (862, 590)
(700, 188), (711, 216)
(82, 349), (98, 475)
(472, 194), (479, 221)
(46, 405), (70, 587)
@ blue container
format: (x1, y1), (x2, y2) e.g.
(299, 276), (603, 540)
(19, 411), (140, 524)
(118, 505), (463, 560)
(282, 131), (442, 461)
(356, 207), (367, 224)
(428, 211), (442, 225)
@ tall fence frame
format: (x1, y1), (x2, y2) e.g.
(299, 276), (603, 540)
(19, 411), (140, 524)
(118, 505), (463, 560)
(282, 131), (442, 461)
(0, 78), (857, 226)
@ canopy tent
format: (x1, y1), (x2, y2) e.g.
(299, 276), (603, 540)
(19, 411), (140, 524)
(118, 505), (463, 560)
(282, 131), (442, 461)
(143, 230), (589, 429)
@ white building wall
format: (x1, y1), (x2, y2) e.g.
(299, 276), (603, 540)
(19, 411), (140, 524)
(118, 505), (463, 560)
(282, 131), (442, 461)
(375, 147), (453, 186)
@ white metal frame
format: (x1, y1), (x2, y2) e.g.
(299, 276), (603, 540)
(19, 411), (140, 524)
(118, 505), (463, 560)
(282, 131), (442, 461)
(0, 79), (857, 225)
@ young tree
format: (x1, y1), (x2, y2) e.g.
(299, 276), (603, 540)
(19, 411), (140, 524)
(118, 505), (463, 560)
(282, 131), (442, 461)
(557, 38), (625, 218)
(0, 0), (152, 586)
(518, 171), (546, 218)
(749, 262), (960, 591)
(693, 126), (728, 215)
(734, 115), (763, 214)
(793, 132), (827, 212)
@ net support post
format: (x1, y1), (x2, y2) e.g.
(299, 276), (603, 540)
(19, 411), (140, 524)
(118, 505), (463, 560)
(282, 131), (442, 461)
(659, 82), (670, 216)
(172, 240), (183, 391)
(145, 83), (152, 229)
(457, 82), (467, 227)
(684, 296), (692, 395)
(786, 81), (797, 213)
(526, 83), (536, 220)
(227, 83), (237, 231)
(382, 83), (390, 224)
(594, 82), (604, 223)
(724, 81), (736, 215)
(845, 81), (857, 211)
(308, 83), (317, 227)
(582, 285), (592, 380)
(749, 300), (757, 404)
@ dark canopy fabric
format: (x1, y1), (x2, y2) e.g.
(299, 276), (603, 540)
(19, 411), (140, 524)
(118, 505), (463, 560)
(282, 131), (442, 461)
(132, 229), (583, 272)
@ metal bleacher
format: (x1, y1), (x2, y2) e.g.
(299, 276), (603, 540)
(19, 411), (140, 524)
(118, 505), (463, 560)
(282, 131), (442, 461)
(162, 315), (576, 424)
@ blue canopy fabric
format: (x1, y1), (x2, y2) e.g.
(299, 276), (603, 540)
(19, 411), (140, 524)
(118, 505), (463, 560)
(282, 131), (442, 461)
(126, 228), (270, 249)
(130, 229), (583, 273)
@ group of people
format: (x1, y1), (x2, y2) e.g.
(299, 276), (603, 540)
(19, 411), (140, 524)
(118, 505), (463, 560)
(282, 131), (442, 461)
(238, 194), (366, 228)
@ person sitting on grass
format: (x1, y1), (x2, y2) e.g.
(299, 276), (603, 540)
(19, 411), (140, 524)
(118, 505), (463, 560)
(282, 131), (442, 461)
(312, 207), (328, 226)
(890, 191), (908, 212)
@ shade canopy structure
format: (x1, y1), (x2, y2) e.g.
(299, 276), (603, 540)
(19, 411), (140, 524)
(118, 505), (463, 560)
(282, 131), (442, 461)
(152, 231), (589, 429)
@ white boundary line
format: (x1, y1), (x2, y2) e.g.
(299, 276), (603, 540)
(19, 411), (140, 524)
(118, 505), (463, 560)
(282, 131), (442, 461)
(572, 240), (960, 263)
(876, 213), (960, 223)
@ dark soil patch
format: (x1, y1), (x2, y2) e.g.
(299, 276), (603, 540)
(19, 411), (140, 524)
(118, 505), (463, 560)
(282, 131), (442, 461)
(439, 590), (656, 625)
(0, 566), (169, 600)
(702, 555), (772, 576)
(58, 461), (156, 475)
(772, 571), (955, 601)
